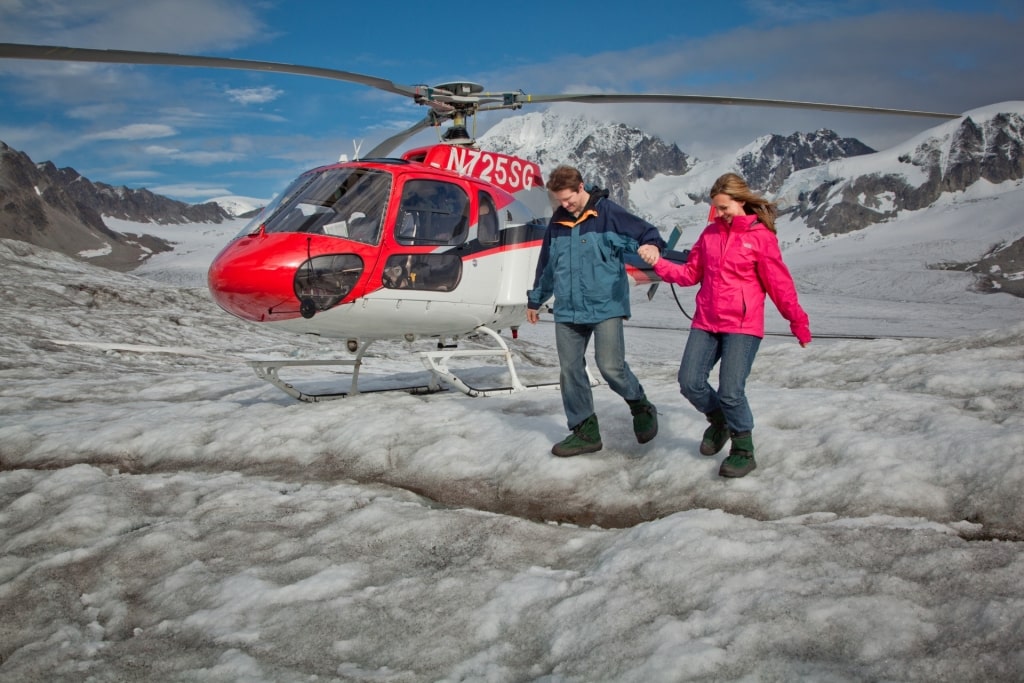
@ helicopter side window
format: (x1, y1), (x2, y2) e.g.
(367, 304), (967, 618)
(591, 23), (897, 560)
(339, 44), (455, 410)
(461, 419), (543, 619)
(478, 192), (499, 245)
(382, 253), (462, 291)
(395, 179), (469, 246)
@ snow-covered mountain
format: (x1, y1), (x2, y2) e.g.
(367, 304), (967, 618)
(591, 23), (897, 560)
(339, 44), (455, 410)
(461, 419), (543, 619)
(206, 195), (267, 219)
(480, 112), (884, 242)
(480, 112), (878, 216)
(484, 105), (1024, 241)
(570, 103), (1024, 296)
(776, 102), (1024, 234)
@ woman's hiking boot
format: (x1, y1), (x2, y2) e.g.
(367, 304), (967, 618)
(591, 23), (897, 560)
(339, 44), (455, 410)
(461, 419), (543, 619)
(552, 414), (603, 457)
(627, 396), (658, 444)
(719, 431), (756, 478)
(700, 408), (730, 455)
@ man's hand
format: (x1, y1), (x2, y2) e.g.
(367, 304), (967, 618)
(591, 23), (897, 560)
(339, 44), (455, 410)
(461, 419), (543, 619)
(638, 244), (660, 266)
(526, 309), (540, 324)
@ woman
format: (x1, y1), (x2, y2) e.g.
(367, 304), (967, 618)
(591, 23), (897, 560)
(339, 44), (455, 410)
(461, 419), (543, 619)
(638, 173), (811, 477)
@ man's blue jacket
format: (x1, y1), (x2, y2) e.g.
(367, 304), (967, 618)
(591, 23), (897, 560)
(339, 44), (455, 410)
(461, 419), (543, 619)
(527, 188), (665, 324)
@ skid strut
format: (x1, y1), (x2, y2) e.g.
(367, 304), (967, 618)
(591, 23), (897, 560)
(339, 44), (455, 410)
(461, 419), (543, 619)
(247, 326), (558, 402)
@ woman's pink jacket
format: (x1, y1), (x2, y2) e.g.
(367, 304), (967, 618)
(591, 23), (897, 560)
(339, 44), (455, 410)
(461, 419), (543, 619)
(652, 214), (812, 344)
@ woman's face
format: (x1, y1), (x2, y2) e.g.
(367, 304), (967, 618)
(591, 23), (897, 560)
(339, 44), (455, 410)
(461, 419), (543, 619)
(711, 193), (745, 223)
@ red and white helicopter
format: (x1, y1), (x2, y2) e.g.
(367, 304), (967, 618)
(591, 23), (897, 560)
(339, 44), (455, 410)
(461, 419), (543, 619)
(0, 43), (959, 400)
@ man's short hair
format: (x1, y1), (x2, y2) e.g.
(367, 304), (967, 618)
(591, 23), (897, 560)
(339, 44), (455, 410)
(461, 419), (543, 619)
(546, 165), (584, 193)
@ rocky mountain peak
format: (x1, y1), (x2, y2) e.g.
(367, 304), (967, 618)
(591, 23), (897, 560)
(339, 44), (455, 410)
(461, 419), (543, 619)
(736, 129), (875, 193)
(36, 161), (232, 226)
(479, 112), (691, 209)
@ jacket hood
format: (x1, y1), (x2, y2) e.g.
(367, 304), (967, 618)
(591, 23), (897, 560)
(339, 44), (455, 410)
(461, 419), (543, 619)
(583, 186), (609, 212)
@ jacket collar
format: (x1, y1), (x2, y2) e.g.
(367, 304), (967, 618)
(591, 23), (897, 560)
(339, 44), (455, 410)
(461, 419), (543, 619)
(716, 213), (760, 231)
(553, 186), (610, 227)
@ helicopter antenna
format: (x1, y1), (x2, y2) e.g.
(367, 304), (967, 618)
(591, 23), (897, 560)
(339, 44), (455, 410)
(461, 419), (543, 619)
(338, 139), (364, 162)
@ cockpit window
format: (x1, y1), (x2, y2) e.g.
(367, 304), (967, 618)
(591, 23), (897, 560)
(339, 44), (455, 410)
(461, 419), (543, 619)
(395, 179), (469, 246)
(251, 168), (392, 244)
(234, 173), (317, 238)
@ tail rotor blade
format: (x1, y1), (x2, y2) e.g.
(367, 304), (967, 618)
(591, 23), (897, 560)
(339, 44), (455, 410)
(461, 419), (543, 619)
(646, 226), (684, 300)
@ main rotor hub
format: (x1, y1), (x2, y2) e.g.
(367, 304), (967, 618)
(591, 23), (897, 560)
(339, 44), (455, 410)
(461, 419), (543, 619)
(434, 82), (484, 98)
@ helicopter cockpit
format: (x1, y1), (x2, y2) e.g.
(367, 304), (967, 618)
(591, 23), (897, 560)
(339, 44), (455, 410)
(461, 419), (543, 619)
(244, 168), (392, 245)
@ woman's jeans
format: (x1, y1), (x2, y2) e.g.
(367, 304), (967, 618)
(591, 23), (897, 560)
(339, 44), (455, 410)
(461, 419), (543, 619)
(678, 328), (761, 434)
(555, 317), (645, 429)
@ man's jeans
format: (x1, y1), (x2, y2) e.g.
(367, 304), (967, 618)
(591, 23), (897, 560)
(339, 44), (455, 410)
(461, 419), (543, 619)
(678, 328), (761, 434)
(555, 317), (645, 429)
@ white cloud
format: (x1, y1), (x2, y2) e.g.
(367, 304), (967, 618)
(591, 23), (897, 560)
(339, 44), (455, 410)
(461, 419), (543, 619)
(0, 0), (265, 52)
(84, 123), (177, 141)
(142, 144), (243, 164)
(226, 86), (283, 105)
(149, 183), (233, 198)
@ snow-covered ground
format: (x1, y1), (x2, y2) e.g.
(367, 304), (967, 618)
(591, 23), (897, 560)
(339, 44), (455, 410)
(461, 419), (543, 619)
(1, 185), (1023, 681)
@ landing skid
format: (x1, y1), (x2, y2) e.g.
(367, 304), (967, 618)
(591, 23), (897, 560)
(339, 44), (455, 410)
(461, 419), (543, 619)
(247, 326), (559, 402)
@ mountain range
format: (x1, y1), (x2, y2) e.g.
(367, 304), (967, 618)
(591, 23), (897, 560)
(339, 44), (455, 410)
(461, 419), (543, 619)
(0, 141), (231, 271)
(1, 103), (1021, 291)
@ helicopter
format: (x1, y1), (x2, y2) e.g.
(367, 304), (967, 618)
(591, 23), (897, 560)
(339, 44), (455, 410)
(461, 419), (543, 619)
(0, 43), (961, 400)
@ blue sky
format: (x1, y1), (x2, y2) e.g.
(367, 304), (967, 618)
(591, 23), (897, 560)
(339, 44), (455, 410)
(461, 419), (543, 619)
(0, 0), (1020, 203)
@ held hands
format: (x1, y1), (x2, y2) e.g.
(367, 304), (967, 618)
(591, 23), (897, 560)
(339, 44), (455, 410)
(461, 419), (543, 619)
(637, 244), (660, 266)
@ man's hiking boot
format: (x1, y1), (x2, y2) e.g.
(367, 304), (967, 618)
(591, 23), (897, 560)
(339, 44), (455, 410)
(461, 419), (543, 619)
(552, 414), (603, 457)
(700, 408), (730, 456)
(719, 431), (756, 478)
(627, 396), (658, 444)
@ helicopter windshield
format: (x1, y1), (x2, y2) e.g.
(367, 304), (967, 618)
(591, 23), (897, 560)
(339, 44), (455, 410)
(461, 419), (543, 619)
(252, 168), (392, 244)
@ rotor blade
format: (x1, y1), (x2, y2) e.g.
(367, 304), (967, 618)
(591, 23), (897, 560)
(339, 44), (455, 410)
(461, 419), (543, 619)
(517, 93), (960, 119)
(364, 116), (436, 158)
(0, 42), (420, 100)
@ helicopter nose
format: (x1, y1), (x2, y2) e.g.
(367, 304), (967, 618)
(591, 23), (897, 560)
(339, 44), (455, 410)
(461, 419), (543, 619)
(207, 235), (365, 322)
(207, 239), (293, 321)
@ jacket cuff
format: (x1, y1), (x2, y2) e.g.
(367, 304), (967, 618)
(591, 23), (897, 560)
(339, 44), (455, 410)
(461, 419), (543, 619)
(791, 322), (812, 344)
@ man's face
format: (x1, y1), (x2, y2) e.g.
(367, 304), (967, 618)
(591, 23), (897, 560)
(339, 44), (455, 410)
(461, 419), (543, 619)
(552, 184), (587, 215)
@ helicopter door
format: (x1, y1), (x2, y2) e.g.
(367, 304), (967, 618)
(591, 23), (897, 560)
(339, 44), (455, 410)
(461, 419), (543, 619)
(383, 179), (468, 291)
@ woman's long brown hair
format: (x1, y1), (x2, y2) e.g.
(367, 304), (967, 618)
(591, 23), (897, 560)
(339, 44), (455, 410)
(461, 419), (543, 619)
(710, 173), (777, 233)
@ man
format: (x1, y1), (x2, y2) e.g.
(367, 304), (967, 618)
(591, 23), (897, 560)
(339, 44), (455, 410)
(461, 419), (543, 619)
(527, 165), (666, 457)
